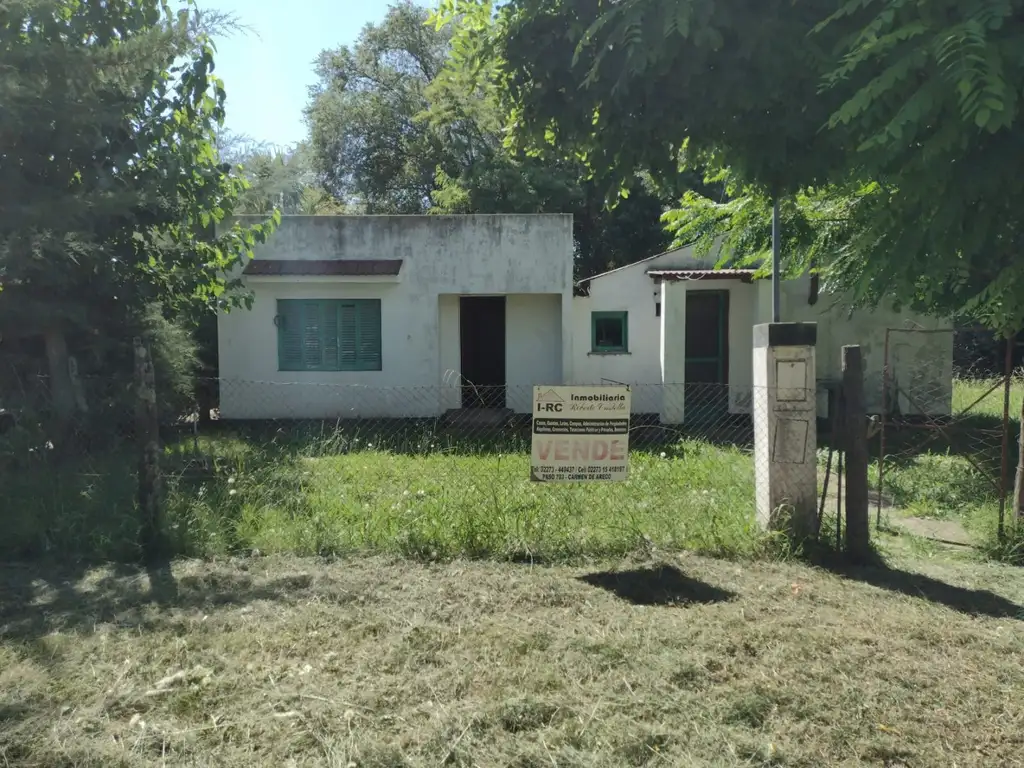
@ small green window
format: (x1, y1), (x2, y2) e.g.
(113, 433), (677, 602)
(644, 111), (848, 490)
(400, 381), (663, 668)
(276, 299), (382, 371)
(591, 311), (628, 354)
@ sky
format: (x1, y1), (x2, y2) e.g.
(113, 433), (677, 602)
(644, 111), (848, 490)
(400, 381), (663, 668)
(202, 0), (399, 149)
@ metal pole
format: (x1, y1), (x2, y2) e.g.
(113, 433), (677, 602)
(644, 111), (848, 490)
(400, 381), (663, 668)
(878, 329), (890, 530)
(999, 334), (1014, 541)
(772, 196), (781, 323)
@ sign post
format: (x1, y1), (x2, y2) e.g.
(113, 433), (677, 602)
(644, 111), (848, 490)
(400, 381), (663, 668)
(531, 385), (631, 482)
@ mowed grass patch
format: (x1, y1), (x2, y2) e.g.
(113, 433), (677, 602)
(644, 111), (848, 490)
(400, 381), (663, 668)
(2, 427), (763, 562)
(2, 552), (1023, 767)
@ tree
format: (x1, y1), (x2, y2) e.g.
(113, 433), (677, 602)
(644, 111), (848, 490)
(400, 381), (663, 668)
(226, 141), (350, 215)
(500, 0), (846, 193)
(0, 0), (276, 434)
(307, 1), (452, 213)
(488, 0), (1024, 331)
(308, 0), (681, 277)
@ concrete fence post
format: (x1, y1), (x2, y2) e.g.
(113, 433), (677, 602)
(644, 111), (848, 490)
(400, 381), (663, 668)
(752, 322), (818, 542)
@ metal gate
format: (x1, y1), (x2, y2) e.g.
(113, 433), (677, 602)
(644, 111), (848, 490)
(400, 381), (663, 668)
(878, 328), (1014, 539)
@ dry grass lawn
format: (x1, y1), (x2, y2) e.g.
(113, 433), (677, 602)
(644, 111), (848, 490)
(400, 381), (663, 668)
(2, 547), (1024, 767)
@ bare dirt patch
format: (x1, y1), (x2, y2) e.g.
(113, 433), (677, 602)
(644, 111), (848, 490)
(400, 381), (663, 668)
(2, 552), (1024, 767)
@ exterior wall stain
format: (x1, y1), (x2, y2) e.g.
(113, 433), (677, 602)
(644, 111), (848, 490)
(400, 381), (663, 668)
(217, 215), (574, 419)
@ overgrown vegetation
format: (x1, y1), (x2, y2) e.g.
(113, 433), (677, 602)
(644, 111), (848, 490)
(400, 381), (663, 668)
(6, 379), (1024, 565)
(3, 426), (763, 563)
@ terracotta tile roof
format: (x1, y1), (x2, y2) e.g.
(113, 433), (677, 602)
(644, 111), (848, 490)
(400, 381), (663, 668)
(242, 259), (403, 277)
(646, 268), (755, 283)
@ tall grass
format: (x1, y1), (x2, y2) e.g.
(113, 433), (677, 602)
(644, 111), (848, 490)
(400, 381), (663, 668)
(12, 378), (1023, 565)
(2, 427), (764, 563)
(951, 375), (1023, 419)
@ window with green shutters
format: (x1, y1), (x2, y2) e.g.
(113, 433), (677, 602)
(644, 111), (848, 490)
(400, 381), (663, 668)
(276, 299), (382, 371)
(590, 311), (628, 354)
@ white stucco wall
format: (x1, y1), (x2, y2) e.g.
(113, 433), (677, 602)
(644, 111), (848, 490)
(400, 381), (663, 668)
(507, 294), (563, 413)
(660, 281), (685, 422)
(571, 257), (664, 413)
(571, 245), (756, 417)
(217, 215), (574, 419)
(576, 243), (952, 421)
(438, 294), (461, 412)
(757, 275), (953, 415)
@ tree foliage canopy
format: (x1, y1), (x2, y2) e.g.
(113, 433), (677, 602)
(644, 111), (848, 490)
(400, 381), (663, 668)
(475, 0), (1024, 332)
(306, 1), (452, 213)
(0, 0), (276, 426)
(308, 0), (685, 277)
(223, 139), (349, 216)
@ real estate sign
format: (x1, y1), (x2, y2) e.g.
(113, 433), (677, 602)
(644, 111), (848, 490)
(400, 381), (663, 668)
(531, 386), (631, 482)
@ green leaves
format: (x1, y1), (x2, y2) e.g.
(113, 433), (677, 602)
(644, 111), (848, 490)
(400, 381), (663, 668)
(305, 1), (453, 213)
(493, 0), (1024, 333)
(0, 0), (276, 336)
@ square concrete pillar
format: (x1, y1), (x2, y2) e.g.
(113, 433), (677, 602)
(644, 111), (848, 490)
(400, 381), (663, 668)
(660, 281), (686, 424)
(753, 322), (818, 539)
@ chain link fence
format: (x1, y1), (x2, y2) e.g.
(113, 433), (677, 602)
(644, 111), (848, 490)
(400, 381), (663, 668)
(16, 353), (1014, 561)
(3, 377), (816, 561)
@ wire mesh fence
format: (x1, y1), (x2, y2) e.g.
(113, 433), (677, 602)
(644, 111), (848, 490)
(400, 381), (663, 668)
(9, 355), (1016, 561)
(2, 379), (802, 561)
(878, 328), (1018, 540)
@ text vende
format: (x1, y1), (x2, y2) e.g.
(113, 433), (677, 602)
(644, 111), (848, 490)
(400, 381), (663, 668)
(533, 438), (626, 462)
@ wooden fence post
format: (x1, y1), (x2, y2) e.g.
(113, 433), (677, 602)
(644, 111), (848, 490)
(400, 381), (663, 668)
(842, 345), (870, 562)
(135, 337), (163, 561)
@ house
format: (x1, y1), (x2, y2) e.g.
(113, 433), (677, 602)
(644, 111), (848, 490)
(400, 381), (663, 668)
(217, 215), (574, 419)
(217, 215), (952, 423)
(573, 244), (953, 422)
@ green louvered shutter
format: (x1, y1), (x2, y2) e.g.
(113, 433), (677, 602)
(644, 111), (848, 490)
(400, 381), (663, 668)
(301, 301), (323, 369)
(279, 299), (380, 371)
(355, 300), (382, 370)
(339, 302), (358, 369)
(322, 302), (340, 370)
(277, 300), (304, 371)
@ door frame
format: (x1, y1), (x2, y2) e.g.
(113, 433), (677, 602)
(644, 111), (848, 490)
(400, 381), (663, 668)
(684, 289), (730, 384)
(458, 295), (507, 408)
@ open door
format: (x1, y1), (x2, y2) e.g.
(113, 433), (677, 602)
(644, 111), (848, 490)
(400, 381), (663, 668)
(684, 290), (729, 417)
(459, 296), (506, 408)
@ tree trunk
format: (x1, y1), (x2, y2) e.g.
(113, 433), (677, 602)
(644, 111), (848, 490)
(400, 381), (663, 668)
(842, 345), (871, 562)
(135, 338), (164, 561)
(43, 327), (78, 434)
(1014, 392), (1024, 520)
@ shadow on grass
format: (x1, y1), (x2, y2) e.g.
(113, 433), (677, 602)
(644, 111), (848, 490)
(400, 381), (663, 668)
(0, 558), (315, 647)
(815, 552), (1024, 620)
(578, 565), (736, 607)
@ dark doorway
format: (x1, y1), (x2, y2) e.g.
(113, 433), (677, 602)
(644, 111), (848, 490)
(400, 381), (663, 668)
(460, 296), (506, 408)
(684, 290), (729, 417)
